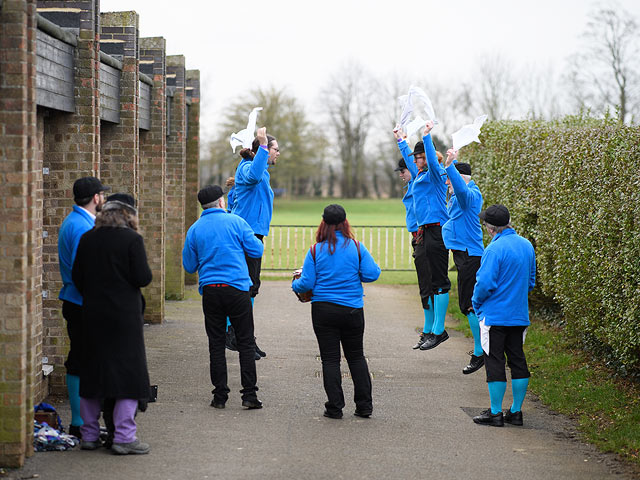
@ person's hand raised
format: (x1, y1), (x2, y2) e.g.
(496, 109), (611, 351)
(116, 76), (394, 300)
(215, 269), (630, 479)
(393, 126), (407, 141)
(423, 120), (434, 135)
(256, 127), (268, 146)
(445, 148), (458, 168)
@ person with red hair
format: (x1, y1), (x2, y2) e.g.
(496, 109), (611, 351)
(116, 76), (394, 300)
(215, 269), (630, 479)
(292, 205), (380, 419)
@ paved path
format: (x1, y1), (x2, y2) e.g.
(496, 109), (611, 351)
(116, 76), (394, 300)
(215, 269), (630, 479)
(13, 282), (637, 479)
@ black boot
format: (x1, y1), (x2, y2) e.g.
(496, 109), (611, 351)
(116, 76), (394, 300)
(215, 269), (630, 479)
(255, 338), (266, 358)
(225, 326), (238, 351)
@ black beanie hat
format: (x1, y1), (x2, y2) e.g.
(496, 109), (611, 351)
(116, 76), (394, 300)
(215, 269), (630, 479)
(455, 162), (472, 175)
(198, 185), (224, 206)
(479, 204), (510, 227)
(322, 204), (347, 225)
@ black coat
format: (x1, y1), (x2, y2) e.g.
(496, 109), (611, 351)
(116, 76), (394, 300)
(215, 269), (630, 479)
(72, 226), (153, 400)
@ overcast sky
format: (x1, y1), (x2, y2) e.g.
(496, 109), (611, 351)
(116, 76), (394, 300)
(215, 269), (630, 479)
(101, 0), (640, 141)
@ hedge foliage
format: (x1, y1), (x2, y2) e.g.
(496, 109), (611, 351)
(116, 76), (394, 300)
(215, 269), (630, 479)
(462, 116), (640, 377)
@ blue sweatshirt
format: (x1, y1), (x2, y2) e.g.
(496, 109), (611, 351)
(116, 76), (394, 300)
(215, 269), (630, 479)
(58, 205), (95, 305)
(226, 186), (235, 213)
(472, 229), (536, 326)
(292, 232), (381, 308)
(397, 135), (448, 226)
(231, 147), (274, 236)
(442, 164), (484, 256)
(182, 208), (264, 294)
(401, 180), (417, 233)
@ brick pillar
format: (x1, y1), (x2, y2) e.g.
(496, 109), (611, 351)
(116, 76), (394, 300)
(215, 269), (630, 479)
(139, 37), (166, 323)
(99, 11), (139, 196)
(184, 70), (200, 286)
(38, 0), (100, 397)
(165, 55), (186, 300)
(0, 0), (38, 467)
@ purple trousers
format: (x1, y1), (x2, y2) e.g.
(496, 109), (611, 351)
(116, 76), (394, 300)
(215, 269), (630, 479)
(80, 398), (138, 444)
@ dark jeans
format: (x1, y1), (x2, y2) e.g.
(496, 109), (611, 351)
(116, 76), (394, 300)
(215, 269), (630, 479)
(62, 300), (83, 376)
(202, 286), (258, 402)
(311, 302), (372, 416)
(484, 325), (530, 382)
(245, 234), (264, 297)
(452, 250), (481, 315)
(413, 225), (450, 308)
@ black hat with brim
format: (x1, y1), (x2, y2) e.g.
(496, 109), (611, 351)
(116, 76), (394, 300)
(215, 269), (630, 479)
(73, 176), (110, 199)
(408, 141), (425, 157)
(394, 158), (408, 171)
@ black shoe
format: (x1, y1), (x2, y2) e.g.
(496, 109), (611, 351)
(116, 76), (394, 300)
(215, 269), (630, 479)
(504, 409), (523, 426)
(242, 399), (263, 409)
(68, 425), (82, 439)
(419, 331), (449, 350)
(462, 354), (485, 374)
(210, 398), (226, 409)
(412, 332), (432, 350)
(473, 409), (504, 427)
(323, 410), (343, 419)
(354, 409), (372, 418)
(255, 338), (266, 358)
(254, 350), (261, 361)
(225, 328), (238, 351)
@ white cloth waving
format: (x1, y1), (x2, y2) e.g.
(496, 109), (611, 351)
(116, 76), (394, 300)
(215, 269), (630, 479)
(451, 114), (488, 151)
(229, 107), (263, 153)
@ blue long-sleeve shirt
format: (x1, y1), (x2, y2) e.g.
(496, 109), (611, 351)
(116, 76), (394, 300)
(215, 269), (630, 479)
(292, 232), (381, 308)
(231, 147), (274, 236)
(472, 229), (536, 326)
(397, 135), (448, 226)
(401, 180), (418, 233)
(58, 205), (96, 305)
(182, 208), (264, 294)
(442, 164), (484, 256)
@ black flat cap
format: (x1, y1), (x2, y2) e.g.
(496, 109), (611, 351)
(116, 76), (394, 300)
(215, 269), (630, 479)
(455, 163), (472, 175)
(479, 204), (510, 227)
(198, 185), (224, 206)
(322, 204), (347, 225)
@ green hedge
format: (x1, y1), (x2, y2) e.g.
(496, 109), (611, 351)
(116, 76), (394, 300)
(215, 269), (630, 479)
(462, 116), (640, 377)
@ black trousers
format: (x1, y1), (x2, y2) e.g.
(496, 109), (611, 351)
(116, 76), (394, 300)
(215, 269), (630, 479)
(311, 302), (372, 416)
(413, 225), (451, 309)
(62, 300), (83, 376)
(202, 286), (258, 402)
(484, 325), (530, 382)
(245, 234), (264, 298)
(452, 250), (481, 315)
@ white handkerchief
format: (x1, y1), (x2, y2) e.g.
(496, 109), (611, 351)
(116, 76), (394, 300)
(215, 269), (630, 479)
(480, 317), (491, 355)
(451, 114), (488, 151)
(229, 107), (263, 153)
(397, 85), (439, 133)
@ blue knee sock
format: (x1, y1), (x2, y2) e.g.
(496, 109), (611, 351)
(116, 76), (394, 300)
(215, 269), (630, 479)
(467, 311), (483, 356)
(66, 374), (83, 426)
(422, 298), (434, 334)
(226, 318), (231, 332)
(510, 378), (529, 413)
(250, 297), (254, 307)
(432, 292), (449, 335)
(488, 381), (507, 414)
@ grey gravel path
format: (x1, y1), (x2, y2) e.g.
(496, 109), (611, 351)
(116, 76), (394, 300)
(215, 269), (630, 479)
(11, 282), (637, 480)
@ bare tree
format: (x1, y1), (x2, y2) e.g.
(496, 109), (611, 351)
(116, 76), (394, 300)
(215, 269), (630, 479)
(566, 2), (640, 124)
(320, 62), (379, 198)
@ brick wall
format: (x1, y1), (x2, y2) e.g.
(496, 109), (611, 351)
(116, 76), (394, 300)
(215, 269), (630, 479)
(99, 11), (139, 197)
(139, 37), (166, 323)
(0, 0), (37, 467)
(165, 55), (186, 300)
(184, 70), (200, 286)
(39, 0), (100, 397)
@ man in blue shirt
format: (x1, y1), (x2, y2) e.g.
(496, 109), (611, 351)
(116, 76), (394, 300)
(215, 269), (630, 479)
(183, 185), (265, 409)
(58, 176), (109, 437)
(442, 149), (485, 374)
(471, 205), (536, 427)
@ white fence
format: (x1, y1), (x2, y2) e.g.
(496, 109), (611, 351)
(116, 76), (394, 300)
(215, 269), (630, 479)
(263, 225), (414, 271)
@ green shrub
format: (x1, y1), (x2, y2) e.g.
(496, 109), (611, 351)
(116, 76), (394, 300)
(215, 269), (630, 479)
(463, 116), (640, 377)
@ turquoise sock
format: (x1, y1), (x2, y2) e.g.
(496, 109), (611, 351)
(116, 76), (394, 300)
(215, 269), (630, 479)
(467, 311), (483, 356)
(226, 318), (231, 332)
(510, 378), (529, 413)
(432, 292), (449, 335)
(250, 297), (254, 307)
(488, 381), (507, 414)
(66, 374), (83, 426)
(422, 298), (434, 334)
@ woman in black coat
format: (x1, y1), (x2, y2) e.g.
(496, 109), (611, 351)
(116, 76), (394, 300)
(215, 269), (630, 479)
(72, 193), (152, 455)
